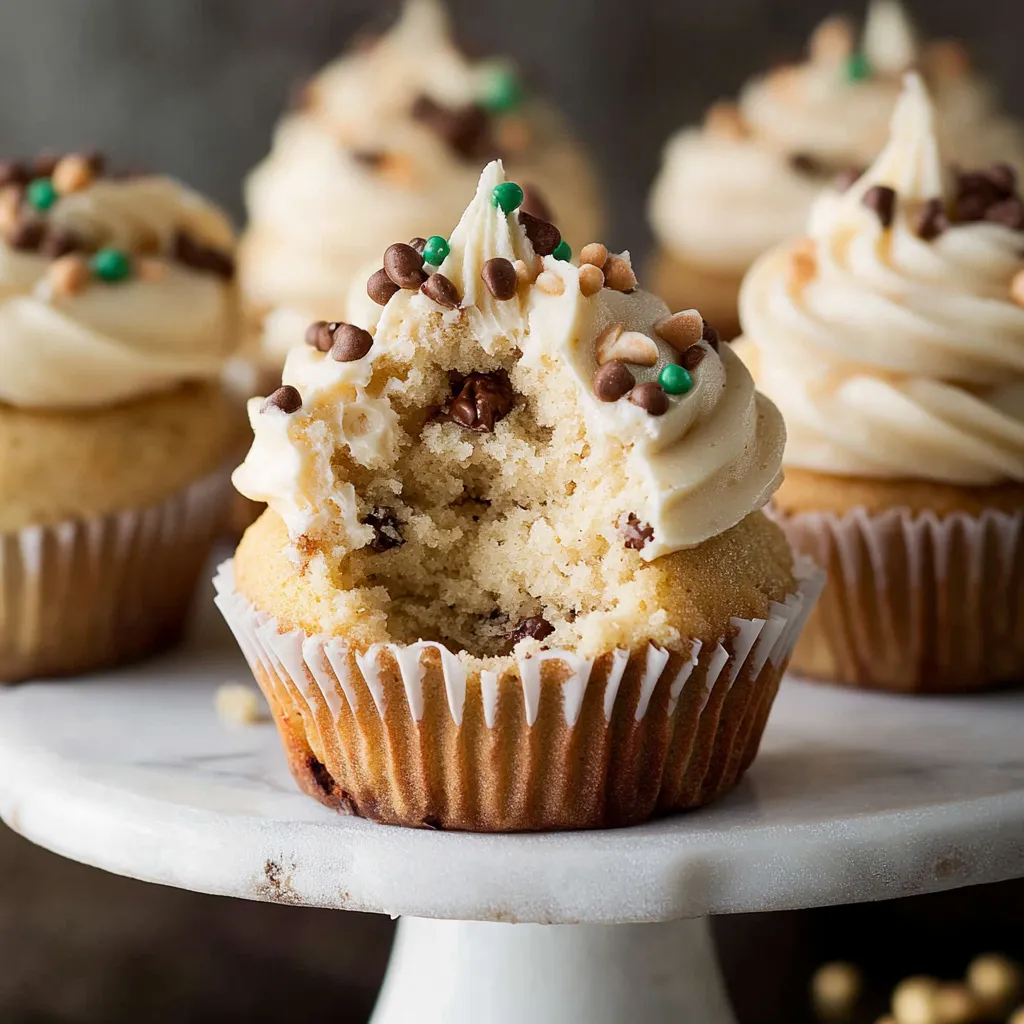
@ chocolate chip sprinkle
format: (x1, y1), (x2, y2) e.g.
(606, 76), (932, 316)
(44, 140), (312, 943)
(305, 320), (335, 352)
(481, 257), (517, 300)
(505, 614), (554, 649)
(330, 323), (374, 362)
(593, 360), (634, 402)
(629, 381), (669, 416)
(620, 513), (654, 551)
(409, 236), (427, 254)
(913, 197), (947, 241)
(862, 185), (897, 228)
(367, 267), (400, 305)
(262, 385), (302, 415)
(519, 211), (561, 257)
(384, 241), (426, 289)
(701, 320), (721, 352)
(362, 506), (404, 553)
(420, 271), (460, 309)
(679, 344), (707, 371)
(442, 371), (515, 432)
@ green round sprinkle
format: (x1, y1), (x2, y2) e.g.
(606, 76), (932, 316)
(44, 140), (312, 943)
(91, 247), (132, 283)
(491, 181), (524, 215)
(552, 240), (572, 262)
(482, 68), (524, 114)
(422, 235), (450, 266)
(845, 51), (871, 82)
(27, 177), (57, 212)
(659, 363), (693, 396)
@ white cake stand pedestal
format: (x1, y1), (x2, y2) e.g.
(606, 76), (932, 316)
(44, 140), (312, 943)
(0, 602), (1021, 1024)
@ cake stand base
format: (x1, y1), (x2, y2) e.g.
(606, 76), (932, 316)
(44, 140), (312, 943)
(372, 916), (734, 1024)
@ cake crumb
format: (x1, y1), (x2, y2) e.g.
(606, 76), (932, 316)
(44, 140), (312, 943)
(216, 682), (268, 726)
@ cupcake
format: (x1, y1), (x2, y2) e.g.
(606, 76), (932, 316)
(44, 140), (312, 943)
(0, 152), (239, 682)
(216, 162), (822, 832)
(239, 0), (602, 384)
(648, 0), (1024, 341)
(737, 75), (1024, 693)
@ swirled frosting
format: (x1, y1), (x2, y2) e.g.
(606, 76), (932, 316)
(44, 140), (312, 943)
(234, 161), (785, 559)
(0, 174), (237, 411)
(737, 74), (1024, 485)
(240, 0), (601, 365)
(649, 1), (1024, 278)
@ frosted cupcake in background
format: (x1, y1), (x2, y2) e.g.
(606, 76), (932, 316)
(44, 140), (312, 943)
(648, 0), (1024, 341)
(238, 0), (602, 385)
(737, 75), (1024, 693)
(217, 162), (821, 832)
(0, 152), (239, 681)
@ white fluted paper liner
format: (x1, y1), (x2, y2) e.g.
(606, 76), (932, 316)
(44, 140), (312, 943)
(214, 556), (823, 831)
(0, 468), (231, 682)
(770, 504), (1024, 692)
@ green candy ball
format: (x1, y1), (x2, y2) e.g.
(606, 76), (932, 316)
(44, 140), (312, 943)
(552, 240), (572, 262)
(423, 235), (450, 266)
(27, 177), (57, 212)
(491, 181), (524, 215)
(483, 68), (524, 114)
(845, 51), (871, 82)
(659, 363), (693, 396)
(91, 248), (132, 283)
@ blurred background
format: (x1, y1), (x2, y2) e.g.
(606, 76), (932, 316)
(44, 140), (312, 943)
(0, 1), (1022, 1020)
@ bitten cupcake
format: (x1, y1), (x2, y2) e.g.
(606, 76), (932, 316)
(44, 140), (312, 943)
(239, 0), (602, 384)
(0, 152), (239, 682)
(217, 162), (821, 832)
(648, 0), (1024, 341)
(737, 75), (1024, 694)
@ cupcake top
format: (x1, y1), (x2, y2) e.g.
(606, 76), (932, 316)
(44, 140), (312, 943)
(234, 162), (786, 657)
(0, 152), (237, 411)
(239, 0), (601, 364)
(738, 74), (1024, 486)
(648, 1), (1024, 277)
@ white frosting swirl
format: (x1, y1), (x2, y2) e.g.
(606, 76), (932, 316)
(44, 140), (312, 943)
(0, 176), (237, 410)
(649, 1), (1024, 277)
(240, 0), (601, 362)
(234, 162), (785, 559)
(738, 75), (1024, 485)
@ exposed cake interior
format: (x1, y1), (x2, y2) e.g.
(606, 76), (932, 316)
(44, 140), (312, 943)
(234, 162), (790, 662)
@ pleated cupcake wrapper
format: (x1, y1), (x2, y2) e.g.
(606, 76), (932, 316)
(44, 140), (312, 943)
(769, 504), (1024, 693)
(0, 469), (231, 683)
(214, 557), (823, 832)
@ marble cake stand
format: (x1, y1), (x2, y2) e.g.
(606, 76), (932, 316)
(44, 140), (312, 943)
(0, 601), (1021, 1024)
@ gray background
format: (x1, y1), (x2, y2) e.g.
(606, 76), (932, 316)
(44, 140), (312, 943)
(0, 2), (1022, 1020)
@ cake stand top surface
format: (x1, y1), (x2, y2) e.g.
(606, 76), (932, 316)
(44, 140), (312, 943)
(0, 598), (1020, 925)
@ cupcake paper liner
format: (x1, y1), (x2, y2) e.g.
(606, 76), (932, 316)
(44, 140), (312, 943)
(0, 468), (231, 683)
(214, 557), (823, 832)
(769, 505), (1024, 693)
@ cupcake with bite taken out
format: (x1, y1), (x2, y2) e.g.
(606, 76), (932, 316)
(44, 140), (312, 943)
(737, 74), (1024, 693)
(0, 150), (239, 682)
(217, 162), (821, 832)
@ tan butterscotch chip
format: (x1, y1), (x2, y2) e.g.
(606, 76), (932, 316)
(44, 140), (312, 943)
(809, 15), (854, 65)
(578, 263), (604, 297)
(788, 238), (817, 288)
(654, 309), (704, 351)
(536, 270), (565, 296)
(579, 242), (608, 267)
(377, 152), (417, 187)
(596, 324), (658, 367)
(1011, 269), (1024, 308)
(603, 253), (637, 292)
(52, 154), (95, 195)
(136, 257), (167, 283)
(704, 100), (748, 140)
(47, 254), (90, 297)
(514, 254), (541, 291)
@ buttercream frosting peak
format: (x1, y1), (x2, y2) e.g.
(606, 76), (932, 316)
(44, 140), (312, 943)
(863, 1), (918, 76)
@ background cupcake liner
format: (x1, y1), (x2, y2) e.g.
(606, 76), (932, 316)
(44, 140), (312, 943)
(214, 558), (823, 832)
(0, 469), (231, 683)
(769, 505), (1024, 693)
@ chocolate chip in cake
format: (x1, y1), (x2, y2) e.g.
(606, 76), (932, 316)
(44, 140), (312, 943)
(330, 323), (374, 361)
(519, 211), (561, 256)
(262, 385), (302, 414)
(520, 182), (553, 222)
(305, 320), (335, 352)
(629, 381), (669, 416)
(679, 344), (707, 371)
(362, 506), (404, 552)
(367, 267), (400, 305)
(442, 371), (515, 432)
(481, 257), (517, 300)
(913, 197), (947, 240)
(593, 360), (635, 402)
(505, 614), (554, 648)
(701, 320), (721, 351)
(420, 271), (460, 308)
(384, 241), (426, 289)
(620, 513), (654, 551)
(862, 185), (897, 228)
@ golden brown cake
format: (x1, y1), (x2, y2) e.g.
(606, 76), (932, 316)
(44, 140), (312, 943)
(737, 75), (1024, 693)
(218, 163), (821, 832)
(0, 151), (240, 681)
